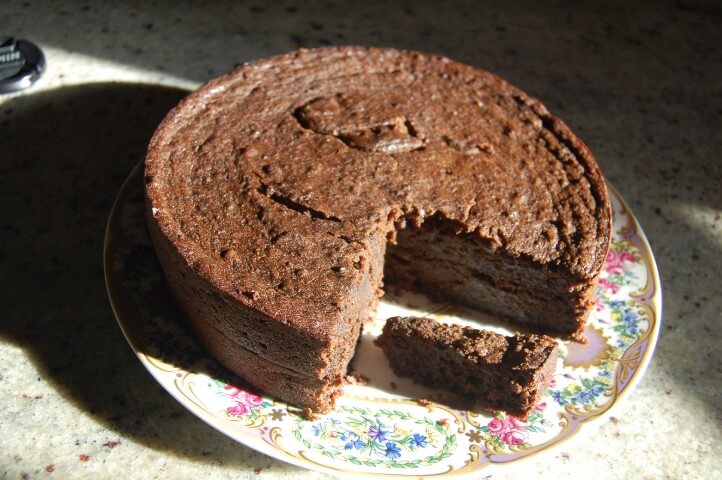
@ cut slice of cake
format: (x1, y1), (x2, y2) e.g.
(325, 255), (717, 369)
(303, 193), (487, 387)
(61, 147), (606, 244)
(376, 316), (559, 418)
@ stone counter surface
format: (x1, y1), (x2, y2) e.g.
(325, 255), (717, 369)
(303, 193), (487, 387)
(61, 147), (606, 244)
(1, 1), (720, 479)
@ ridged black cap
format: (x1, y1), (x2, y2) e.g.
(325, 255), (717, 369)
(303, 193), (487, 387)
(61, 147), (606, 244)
(0, 37), (45, 94)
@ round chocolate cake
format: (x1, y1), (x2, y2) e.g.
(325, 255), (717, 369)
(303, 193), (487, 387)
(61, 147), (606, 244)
(145, 47), (611, 413)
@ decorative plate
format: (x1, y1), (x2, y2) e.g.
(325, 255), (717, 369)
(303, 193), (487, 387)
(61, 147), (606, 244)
(104, 164), (661, 478)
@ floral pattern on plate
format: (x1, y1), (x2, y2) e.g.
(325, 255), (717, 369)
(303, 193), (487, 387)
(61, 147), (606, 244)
(292, 405), (458, 469)
(105, 165), (661, 478)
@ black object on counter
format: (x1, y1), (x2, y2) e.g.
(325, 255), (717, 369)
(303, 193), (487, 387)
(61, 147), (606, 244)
(0, 37), (45, 94)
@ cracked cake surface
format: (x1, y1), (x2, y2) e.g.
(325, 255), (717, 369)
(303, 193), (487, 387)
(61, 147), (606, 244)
(144, 46), (611, 412)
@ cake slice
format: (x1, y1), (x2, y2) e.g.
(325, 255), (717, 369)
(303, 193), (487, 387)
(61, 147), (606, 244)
(376, 316), (559, 417)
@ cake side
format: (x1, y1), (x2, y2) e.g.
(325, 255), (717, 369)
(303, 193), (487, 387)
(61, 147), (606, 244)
(376, 316), (559, 418)
(146, 204), (381, 412)
(385, 215), (596, 340)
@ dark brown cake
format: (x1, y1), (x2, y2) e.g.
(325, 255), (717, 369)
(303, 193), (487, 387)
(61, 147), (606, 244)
(376, 316), (559, 418)
(145, 46), (611, 413)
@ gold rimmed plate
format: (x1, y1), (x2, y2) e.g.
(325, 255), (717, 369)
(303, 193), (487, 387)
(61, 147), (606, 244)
(104, 163), (661, 478)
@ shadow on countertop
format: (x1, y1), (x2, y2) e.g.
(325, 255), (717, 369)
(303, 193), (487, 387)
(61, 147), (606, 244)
(0, 83), (299, 473)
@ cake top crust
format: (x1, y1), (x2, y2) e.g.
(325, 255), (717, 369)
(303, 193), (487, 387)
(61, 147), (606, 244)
(145, 46), (611, 339)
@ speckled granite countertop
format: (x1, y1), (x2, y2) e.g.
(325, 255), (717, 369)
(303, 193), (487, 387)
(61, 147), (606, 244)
(1, 1), (720, 479)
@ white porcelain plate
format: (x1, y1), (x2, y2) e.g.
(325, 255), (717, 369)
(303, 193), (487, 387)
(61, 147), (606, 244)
(105, 164), (661, 478)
